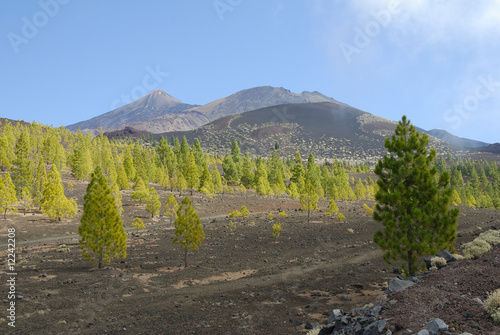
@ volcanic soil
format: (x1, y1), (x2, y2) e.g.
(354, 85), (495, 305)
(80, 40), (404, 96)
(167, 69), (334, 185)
(0, 174), (499, 334)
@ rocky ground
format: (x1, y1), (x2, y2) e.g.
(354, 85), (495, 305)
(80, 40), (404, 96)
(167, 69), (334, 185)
(0, 175), (499, 334)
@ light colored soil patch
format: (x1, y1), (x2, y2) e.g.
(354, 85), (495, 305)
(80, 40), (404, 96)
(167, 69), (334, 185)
(173, 269), (257, 289)
(156, 266), (183, 273)
(132, 272), (159, 284)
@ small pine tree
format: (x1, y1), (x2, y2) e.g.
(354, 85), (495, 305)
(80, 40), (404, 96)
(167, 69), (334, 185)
(79, 166), (127, 268)
(111, 182), (123, 217)
(145, 187), (161, 217)
(164, 193), (179, 225)
(287, 181), (300, 199)
(326, 199), (339, 216)
(131, 177), (149, 204)
(184, 150), (199, 195)
(0, 172), (17, 218)
(19, 187), (34, 215)
(300, 180), (319, 224)
(173, 196), (205, 268)
(131, 217), (145, 231)
(41, 165), (77, 221)
(240, 205), (250, 218)
(272, 223), (282, 242)
(362, 203), (374, 215)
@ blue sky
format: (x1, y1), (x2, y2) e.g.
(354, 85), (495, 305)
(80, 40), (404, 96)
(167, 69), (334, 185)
(1, 0), (499, 143)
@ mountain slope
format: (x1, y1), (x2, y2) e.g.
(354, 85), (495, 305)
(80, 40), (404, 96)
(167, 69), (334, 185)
(66, 89), (196, 131)
(105, 102), (454, 162)
(67, 86), (340, 133)
(185, 86), (339, 120)
(423, 129), (490, 148)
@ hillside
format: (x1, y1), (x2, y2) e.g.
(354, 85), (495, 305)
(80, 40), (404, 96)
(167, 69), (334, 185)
(105, 102), (456, 163)
(67, 86), (339, 134)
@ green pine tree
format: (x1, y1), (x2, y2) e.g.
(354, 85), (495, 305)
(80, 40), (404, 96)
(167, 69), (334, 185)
(184, 150), (199, 195)
(146, 187), (161, 217)
(79, 166), (127, 268)
(300, 180), (319, 224)
(11, 132), (33, 195)
(41, 165), (77, 221)
(0, 172), (17, 218)
(373, 116), (460, 276)
(164, 192), (179, 225)
(173, 196), (205, 267)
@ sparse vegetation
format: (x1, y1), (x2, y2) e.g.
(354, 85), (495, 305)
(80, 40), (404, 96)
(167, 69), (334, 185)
(485, 289), (500, 324)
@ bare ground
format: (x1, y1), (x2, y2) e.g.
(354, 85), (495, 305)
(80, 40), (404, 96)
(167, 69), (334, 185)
(0, 175), (499, 334)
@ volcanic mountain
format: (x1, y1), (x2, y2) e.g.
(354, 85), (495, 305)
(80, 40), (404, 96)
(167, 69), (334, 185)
(66, 89), (197, 132)
(67, 86), (339, 133)
(105, 102), (455, 163)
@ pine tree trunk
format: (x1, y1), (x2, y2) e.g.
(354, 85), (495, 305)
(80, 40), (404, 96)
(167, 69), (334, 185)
(184, 249), (188, 268)
(407, 250), (414, 277)
(307, 209), (310, 224)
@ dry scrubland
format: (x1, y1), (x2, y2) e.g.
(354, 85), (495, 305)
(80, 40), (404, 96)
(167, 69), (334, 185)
(1, 173), (499, 334)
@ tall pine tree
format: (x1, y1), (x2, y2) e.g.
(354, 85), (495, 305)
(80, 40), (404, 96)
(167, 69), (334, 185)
(373, 116), (459, 276)
(79, 166), (127, 268)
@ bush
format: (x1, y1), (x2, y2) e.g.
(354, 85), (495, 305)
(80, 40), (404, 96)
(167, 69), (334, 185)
(430, 256), (447, 269)
(462, 238), (492, 259)
(484, 289), (500, 324)
(478, 230), (500, 246)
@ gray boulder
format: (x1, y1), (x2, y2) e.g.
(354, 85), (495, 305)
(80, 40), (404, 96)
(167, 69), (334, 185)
(386, 277), (415, 294)
(426, 318), (448, 335)
(417, 330), (430, 335)
(363, 319), (387, 335)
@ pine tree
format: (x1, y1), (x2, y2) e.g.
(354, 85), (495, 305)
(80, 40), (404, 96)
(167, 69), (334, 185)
(222, 152), (239, 185)
(300, 180), (319, 224)
(211, 168), (223, 194)
(173, 196), (205, 267)
(131, 176), (148, 202)
(41, 165), (77, 221)
(373, 116), (459, 276)
(326, 199), (339, 216)
(0, 172), (17, 218)
(11, 132), (33, 195)
(111, 182), (123, 217)
(19, 187), (34, 215)
(290, 149), (304, 183)
(146, 187), (161, 217)
(164, 192), (179, 225)
(33, 158), (47, 209)
(184, 150), (199, 195)
(116, 163), (130, 190)
(198, 165), (214, 196)
(240, 151), (254, 188)
(79, 166), (127, 268)
(287, 181), (299, 199)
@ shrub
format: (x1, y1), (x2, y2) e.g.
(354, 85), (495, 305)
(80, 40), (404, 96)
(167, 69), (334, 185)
(430, 256), (447, 269)
(478, 230), (500, 246)
(362, 203), (374, 215)
(484, 289), (500, 324)
(462, 238), (492, 259)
